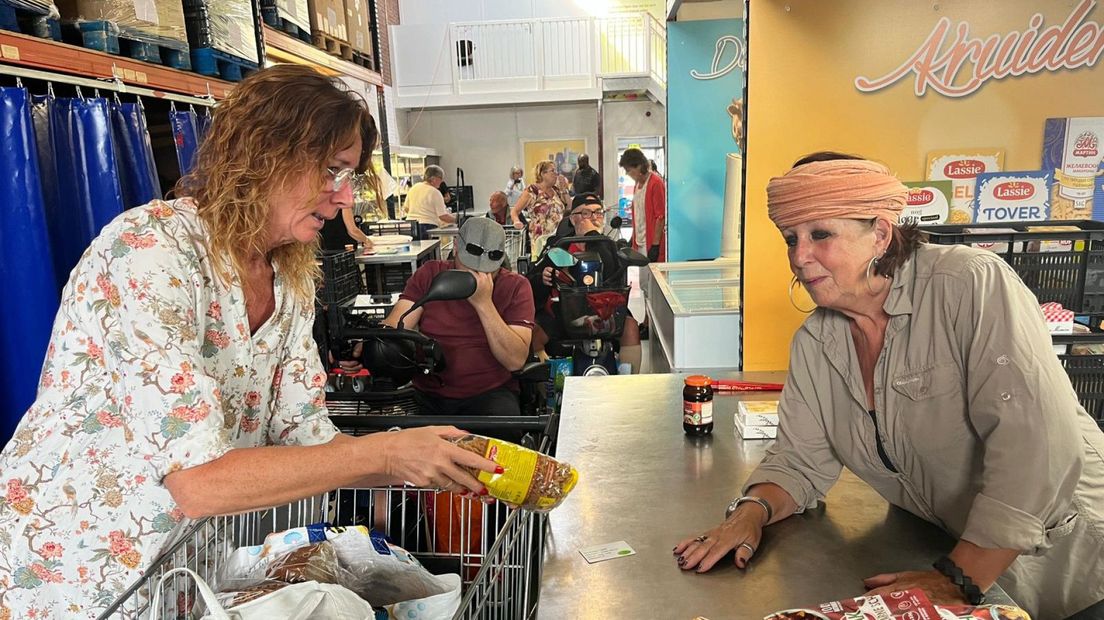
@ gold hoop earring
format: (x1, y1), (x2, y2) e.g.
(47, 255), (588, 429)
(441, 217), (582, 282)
(865, 255), (889, 295)
(789, 276), (816, 313)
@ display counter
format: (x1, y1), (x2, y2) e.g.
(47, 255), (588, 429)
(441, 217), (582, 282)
(538, 372), (1014, 618)
(645, 259), (742, 372)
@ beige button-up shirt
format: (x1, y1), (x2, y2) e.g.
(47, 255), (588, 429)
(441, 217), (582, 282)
(744, 243), (1104, 618)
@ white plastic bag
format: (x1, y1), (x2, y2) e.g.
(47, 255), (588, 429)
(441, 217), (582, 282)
(326, 525), (460, 613)
(151, 567), (374, 620)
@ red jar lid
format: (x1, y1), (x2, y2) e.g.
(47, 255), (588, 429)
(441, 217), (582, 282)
(684, 375), (711, 387)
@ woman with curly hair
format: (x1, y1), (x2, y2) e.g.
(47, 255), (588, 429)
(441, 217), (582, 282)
(0, 65), (498, 617)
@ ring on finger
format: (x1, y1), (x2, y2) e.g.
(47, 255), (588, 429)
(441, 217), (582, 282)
(694, 535), (708, 543)
(738, 542), (755, 555)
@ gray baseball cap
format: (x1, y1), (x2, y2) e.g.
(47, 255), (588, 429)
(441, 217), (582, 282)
(456, 217), (507, 273)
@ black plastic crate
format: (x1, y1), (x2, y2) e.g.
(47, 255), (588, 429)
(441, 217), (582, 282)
(318, 250), (360, 304)
(1053, 332), (1104, 430)
(922, 220), (1104, 314)
(365, 263), (413, 294)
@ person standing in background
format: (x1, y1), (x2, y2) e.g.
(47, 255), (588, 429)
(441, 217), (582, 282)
(573, 153), (601, 197)
(405, 164), (456, 240)
(620, 148), (666, 262)
(487, 191), (509, 225)
(555, 173), (571, 206)
(505, 166), (524, 208)
(511, 160), (566, 260)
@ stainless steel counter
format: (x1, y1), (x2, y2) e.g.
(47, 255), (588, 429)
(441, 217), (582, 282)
(538, 372), (1011, 618)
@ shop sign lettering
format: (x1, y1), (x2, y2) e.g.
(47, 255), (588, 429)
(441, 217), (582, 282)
(855, 0), (1104, 97)
(691, 35), (747, 81)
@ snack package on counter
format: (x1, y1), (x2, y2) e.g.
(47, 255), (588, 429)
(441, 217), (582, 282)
(763, 588), (1031, 620)
(451, 434), (579, 512)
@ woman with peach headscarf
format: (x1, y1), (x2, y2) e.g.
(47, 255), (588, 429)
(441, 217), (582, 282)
(673, 152), (1104, 620)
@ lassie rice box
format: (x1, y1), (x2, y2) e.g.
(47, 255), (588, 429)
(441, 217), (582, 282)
(926, 148), (1005, 223)
(902, 181), (952, 225)
(973, 171), (1051, 223)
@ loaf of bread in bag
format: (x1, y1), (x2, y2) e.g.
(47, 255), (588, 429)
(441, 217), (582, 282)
(451, 434), (579, 512)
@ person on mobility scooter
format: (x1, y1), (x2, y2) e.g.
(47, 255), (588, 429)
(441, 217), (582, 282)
(527, 193), (649, 376)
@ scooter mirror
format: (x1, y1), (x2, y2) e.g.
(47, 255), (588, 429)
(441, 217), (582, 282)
(609, 216), (623, 229)
(398, 270), (476, 329)
(548, 247), (578, 268)
(617, 247), (650, 267)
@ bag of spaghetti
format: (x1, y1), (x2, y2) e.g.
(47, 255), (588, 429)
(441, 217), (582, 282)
(450, 434), (579, 512)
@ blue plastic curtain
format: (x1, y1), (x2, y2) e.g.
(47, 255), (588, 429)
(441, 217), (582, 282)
(111, 100), (160, 208)
(197, 108), (212, 144)
(171, 108), (199, 176)
(0, 87), (59, 443)
(40, 96), (125, 289)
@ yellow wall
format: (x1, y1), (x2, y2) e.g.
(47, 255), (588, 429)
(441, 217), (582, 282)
(743, 0), (1104, 370)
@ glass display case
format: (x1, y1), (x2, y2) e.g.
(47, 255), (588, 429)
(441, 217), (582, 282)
(645, 259), (741, 372)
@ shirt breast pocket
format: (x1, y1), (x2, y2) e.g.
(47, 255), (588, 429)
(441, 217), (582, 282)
(890, 363), (962, 402)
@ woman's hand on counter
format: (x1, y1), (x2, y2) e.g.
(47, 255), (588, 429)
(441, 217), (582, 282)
(862, 570), (968, 605)
(673, 510), (764, 572)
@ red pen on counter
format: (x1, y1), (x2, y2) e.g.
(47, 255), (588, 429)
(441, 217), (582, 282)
(709, 379), (784, 392)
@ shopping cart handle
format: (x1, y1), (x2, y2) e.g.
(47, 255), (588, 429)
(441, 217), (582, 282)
(328, 414), (556, 433)
(710, 380), (785, 392)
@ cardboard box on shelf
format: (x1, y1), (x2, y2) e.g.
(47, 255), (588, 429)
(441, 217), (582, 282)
(973, 171), (1050, 224)
(274, 0), (309, 31)
(343, 0), (372, 55)
(1043, 117), (1104, 221)
(962, 227), (1019, 254)
(925, 148), (1005, 224)
(902, 181), (952, 226)
(57, 0), (188, 45)
(308, 0), (347, 42)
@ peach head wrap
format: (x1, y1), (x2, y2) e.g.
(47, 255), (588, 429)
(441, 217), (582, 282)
(766, 159), (908, 230)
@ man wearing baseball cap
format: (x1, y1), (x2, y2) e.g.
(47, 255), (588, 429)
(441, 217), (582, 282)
(526, 193), (642, 373)
(384, 218), (535, 417)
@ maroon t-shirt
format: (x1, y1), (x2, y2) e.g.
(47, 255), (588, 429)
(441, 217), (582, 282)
(401, 261), (535, 399)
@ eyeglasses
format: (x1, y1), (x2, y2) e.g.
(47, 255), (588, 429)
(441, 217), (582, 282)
(571, 208), (606, 219)
(460, 237), (505, 261)
(326, 166), (364, 194)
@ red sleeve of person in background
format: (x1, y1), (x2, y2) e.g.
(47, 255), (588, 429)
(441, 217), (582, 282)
(645, 173), (667, 262)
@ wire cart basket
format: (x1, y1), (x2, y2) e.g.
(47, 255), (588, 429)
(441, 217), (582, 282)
(100, 416), (555, 619)
(504, 227), (527, 272)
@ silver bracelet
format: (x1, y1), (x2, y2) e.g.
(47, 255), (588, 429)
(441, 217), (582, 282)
(725, 495), (774, 524)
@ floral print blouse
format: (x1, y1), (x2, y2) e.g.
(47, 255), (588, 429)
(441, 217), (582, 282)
(521, 183), (566, 259)
(0, 200), (338, 618)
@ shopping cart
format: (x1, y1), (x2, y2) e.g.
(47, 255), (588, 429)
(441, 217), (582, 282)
(504, 227), (528, 273)
(100, 417), (555, 620)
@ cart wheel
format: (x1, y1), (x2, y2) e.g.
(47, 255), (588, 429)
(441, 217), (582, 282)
(351, 377), (367, 393)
